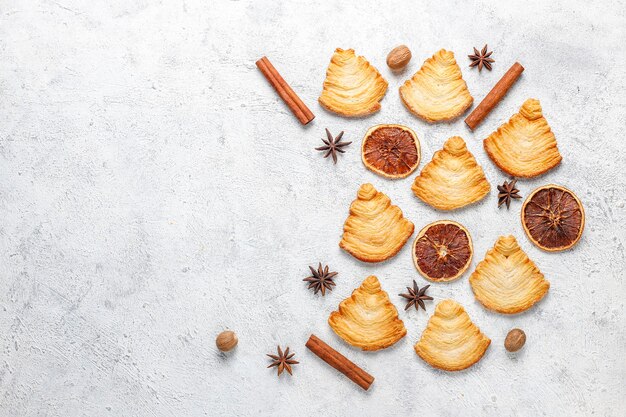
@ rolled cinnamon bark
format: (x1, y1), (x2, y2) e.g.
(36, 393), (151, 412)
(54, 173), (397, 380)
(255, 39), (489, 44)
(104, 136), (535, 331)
(465, 62), (524, 130)
(256, 56), (315, 125)
(305, 334), (374, 390)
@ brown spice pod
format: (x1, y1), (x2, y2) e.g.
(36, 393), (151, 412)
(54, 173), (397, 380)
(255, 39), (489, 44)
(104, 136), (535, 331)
(521, 184), (585, 252)
(216, 330), (238, 352)
(387, 45), (412, 70)
(504, 328), (526, 352)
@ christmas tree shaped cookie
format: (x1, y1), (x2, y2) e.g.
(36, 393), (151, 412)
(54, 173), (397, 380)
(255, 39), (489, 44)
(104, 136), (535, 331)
(319, 48), (388, 117)
(470, 235), (550, 314)
(329, 275), (407, 351)
(340, 183), (414, 262)
(411, 136), (490, 210)
(414, 299), (490, 371)
(484, 98), (562, 177)
(400, 49), (473, 123)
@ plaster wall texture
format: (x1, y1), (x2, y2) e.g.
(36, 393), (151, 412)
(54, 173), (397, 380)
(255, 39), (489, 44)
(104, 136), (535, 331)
(0, 1), (625, 416)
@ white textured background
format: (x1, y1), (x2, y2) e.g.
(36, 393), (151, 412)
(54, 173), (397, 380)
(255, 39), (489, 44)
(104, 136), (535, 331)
(0, 1), (625, 416)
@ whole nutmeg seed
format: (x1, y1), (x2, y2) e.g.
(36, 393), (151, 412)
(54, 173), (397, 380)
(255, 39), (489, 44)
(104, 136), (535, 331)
(216, 330), (238, 352)
(504, 328), (526, 352)
(387, 45), (412, 71)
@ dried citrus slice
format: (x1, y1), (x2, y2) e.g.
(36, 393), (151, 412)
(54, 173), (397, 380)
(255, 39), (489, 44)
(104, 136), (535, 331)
(361, 124), (421, 179)
(412, 220), (473, 282)
(521, 184), (585, 251)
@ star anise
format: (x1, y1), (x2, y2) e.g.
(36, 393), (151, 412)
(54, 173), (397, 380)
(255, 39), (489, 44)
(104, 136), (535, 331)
(399, 280), (433, 311)
(303, 263), (337, 296)
(468, 45), (495, 71)
(267, 345), (299, 376)
(315, 128), (351, 164)
(498, 179), (522, 209)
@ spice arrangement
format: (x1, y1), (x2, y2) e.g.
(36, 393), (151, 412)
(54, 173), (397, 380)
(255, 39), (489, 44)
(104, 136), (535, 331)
(465, 62), (524, 130)
(315, 129), (351, 164)
(256, 57), (315, 125)
(386, 45), (412, 71)
(468, 45), (495, 71)
(266, 346), (299, 376)
(505, 329), (527, 352)
(399, 281), (432, 312)
(306, 334), (374, 390)
(253, 43), (585, 384)
(497, 179), (522, 209)
(216, 330), (238, 352)
(303, 263), (338, 296)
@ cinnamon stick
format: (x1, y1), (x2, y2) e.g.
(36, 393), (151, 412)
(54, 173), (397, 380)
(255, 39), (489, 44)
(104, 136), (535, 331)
(465, 62), (524, 130)
(305, 334), (374, 390)
(256, 56), (315, 125)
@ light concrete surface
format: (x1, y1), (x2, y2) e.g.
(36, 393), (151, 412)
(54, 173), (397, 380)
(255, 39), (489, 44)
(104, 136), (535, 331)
(0, 1), (625, 416)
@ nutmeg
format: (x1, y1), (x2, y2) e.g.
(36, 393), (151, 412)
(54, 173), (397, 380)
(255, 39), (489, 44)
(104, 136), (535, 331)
(504, 328), (526, 352)
(386, 45), (412, 71)
(216, 330), (238, 352)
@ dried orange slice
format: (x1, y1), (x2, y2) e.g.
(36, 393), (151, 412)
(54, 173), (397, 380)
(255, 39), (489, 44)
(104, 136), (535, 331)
(412, 220), (473, 282)
(361, 124), (421, 179)
(521, 184), (585, 252)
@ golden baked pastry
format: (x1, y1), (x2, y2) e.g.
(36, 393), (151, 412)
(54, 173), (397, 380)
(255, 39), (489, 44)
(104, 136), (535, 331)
(414, 299), (490, 371)
(484, 99), (562, 177)
(329, 275), (407, 351)
(319, 48), (388, 117)
(411, 136), (490, 210)
(340, 183), (414, 262)
(470, 235), (550, 314)
(399, 49), (473, 123)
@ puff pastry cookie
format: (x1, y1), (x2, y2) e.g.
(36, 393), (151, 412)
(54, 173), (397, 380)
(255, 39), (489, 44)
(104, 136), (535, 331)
(411, 136), (490, 210)
(399, 49), (473, 123)
(484, 99), (562, 177)
(329, 275), (407, 351)
(319, 48), (388, 117)
(470, 235), (550, 314)
(414, 299), (490, 371)
(340, 183), (414, 262)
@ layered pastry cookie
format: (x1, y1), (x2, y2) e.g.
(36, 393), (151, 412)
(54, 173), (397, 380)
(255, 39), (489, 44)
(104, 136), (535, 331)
(400, 49), (473, 123)
(411, 136), (490, 210)
(319, 48), (388, 117)
(483, 99), (562, 177)
(329, 275), (407, 351)
(340, 183), (414, 262)
(470, 235), (550, 314)
(414, 299), (490, 371)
